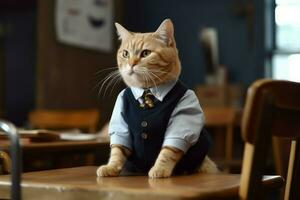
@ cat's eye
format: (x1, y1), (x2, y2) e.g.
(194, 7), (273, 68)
(122, 50), (129, 58)
(140, 49), (151, 58)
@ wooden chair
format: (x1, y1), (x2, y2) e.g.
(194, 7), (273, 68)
(239, 79), (300, 200)
(28, 109), (101, 166)
(29, 109), (100, 132)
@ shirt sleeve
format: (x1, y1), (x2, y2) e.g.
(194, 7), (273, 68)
(163, 89), (205, 153)
(108, 89), (132, 150)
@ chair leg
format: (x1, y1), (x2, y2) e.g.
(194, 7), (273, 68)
(239, 126), (272, 200)
(225, 125), (233, 172)
(285, 140), (300, 200)
(239, 142), (254, 199)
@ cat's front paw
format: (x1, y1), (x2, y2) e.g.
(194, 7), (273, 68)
(148, 165), (172, 178)
(96, 164), (121, 177)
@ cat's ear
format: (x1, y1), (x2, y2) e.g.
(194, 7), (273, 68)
(115, 23), (132, 40)
(154, 19), (174, 46)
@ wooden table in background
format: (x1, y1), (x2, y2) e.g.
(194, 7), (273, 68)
(0, 166), (283, 200)
(203, 107), (243, 169)
(0, 139), (110, 172)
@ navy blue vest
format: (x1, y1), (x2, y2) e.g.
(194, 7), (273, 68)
(122, 81), (211, 174)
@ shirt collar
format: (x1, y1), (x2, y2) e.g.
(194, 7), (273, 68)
(130, 79), (177, 102)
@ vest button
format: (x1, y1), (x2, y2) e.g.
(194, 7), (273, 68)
(141, 121), (148, 127)
(141, 133), (148, 139)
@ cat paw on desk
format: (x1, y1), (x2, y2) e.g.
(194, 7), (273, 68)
(96, 164), (122, 177)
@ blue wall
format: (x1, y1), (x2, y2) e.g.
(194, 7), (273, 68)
(123, 0), (266, 88)
(0, 10), (36, 125)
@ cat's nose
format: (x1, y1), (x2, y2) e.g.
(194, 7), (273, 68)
(129, 59), (139, 67)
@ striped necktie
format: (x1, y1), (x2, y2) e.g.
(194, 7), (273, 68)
(138, 89), (155, 109)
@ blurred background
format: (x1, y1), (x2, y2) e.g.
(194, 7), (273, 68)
(0, 0), (299, 173)
(1, 0), (299, 127)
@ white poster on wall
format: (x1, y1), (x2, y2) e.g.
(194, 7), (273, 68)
(55, 0), (113, 52)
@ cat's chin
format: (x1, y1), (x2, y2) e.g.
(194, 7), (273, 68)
(123, 79), (167, 88)
(122, 77), (146, 88)
(121, 71), (179, 88)
(123, 78), (160, 88)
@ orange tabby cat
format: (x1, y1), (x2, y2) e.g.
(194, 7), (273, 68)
(97, 19), (218, 178)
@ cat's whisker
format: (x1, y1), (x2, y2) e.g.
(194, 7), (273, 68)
(148, 71), (163, 82)
(102, 76), (121, 98)
(94, 67), (119, 81)
(109, 76), (123, 97)
(131, 68), (151, 88)
(150, 68), (180, 82)
(97, 75), (113, 97)
(146, 68), (170, 82)
(136, 67), (160, 89)
(93, 68), (119, 91)
(140, 67), (163, 83)
(143, 72), (150, 88)
(95, 67), (119, 75)
(97, 71), (120, 97)
(96, 70), (118, 88)
(146, 71), (158, 91)
(92, 75), (111, 93)
(137, 68), (151, 88)
(148, 73), (162, 88)
(143, 72), (149, 88)
(104, 73), (122, 97)
(133, 68), (147, 74)
(140, 72), (147, 88)
(148, 69), (168, 74)
(139, 65), (168, 74)
(104, 72), (121, 94)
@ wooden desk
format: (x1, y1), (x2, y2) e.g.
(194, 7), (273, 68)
(0, 140), (110, 172)
(0, 166), (283, 200)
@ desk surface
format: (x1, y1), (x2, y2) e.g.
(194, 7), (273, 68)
(0, 166), (283, 200)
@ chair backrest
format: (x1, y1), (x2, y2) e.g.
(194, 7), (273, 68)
(29, 109), (100, 132)
(239, 79), (300, 200)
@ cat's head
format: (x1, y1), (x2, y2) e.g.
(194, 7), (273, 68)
(115, 19), (181, 88)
